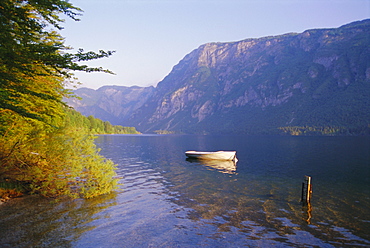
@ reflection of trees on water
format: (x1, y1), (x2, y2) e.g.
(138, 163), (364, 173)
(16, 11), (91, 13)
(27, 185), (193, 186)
(0, 193), (117, 247)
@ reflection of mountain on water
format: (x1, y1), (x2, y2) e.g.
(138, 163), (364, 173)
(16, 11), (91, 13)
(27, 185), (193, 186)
(186, 158), (237, 174)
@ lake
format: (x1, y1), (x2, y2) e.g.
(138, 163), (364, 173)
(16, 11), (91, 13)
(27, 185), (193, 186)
(0, 135), (369, 247)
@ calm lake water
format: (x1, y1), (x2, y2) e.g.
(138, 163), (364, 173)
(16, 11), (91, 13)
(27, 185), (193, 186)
(1, 135), (369, 247)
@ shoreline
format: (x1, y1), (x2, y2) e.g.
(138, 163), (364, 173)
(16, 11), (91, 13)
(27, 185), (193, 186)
(0, 188), (23, 204)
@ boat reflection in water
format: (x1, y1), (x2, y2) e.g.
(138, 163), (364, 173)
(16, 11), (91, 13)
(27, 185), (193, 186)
(186, 157), (237, 174)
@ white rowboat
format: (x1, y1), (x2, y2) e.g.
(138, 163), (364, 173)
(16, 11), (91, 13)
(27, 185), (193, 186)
(185, 151), (237, 161)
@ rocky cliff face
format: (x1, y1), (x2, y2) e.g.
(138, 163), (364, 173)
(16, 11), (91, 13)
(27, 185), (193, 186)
(127, 19), (370, 134)
(68, 19), (370, 134)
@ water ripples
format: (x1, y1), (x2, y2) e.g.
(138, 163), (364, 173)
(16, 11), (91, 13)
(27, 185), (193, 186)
(1, 135), (369, 247)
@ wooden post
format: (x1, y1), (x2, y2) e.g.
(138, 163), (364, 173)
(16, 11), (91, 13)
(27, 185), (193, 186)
(301, 176), (312, 204)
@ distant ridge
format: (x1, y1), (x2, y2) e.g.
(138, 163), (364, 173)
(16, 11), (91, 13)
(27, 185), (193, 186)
(67, 19), (370, 135)
(66, 85), (154, 125)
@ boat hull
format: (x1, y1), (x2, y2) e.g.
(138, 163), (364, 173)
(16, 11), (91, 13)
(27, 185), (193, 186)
(185, 151), (237, 161)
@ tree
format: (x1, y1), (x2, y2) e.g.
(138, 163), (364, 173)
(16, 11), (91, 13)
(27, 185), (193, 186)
(0, 0), (114, 122)
(104, 121), (114, 134)
(0, 0), (118, 198)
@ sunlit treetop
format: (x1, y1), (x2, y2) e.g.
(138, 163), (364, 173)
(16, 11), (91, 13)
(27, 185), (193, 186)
(0, 0), (115, 121)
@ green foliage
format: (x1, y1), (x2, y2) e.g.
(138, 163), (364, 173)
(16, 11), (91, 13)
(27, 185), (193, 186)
(65, 108), (140, 134)
(0, 0), (119, 198)
(278, 126), (342, 136)
(0, 0), (114, 122)
(0, 109), (118, 198)
(278, 125), (370, 136)
(154, 130), (176, 134)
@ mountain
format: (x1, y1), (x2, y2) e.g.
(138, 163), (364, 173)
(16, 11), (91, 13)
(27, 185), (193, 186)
(68, 19), (370, 135)
(66, 85), (154, 125)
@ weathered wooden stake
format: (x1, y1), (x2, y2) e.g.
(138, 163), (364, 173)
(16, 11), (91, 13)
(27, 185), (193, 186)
(301, 175), (312, 204)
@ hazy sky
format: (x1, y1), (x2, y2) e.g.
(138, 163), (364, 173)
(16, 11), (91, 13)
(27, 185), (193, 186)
(60, 0), (370, 89)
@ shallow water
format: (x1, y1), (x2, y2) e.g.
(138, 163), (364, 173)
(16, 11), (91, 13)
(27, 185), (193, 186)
(1, 135), (369, 247)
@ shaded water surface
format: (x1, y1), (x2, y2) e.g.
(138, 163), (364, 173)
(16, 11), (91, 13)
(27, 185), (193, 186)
(0, 135), (369, 247)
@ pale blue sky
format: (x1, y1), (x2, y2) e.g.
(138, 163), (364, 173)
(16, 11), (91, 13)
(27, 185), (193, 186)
(60, 0), (370, 89)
